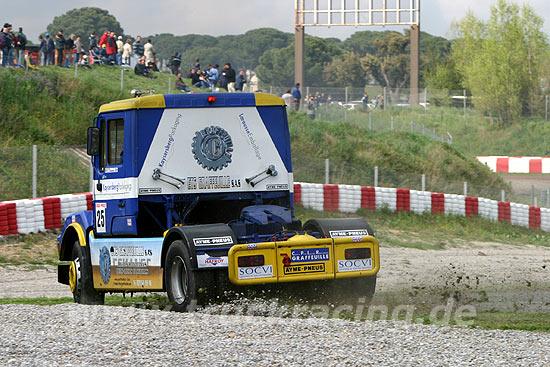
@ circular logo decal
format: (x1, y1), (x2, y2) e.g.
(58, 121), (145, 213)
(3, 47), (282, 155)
(99, 246), (111, 284)
(192, 126), (233, 171)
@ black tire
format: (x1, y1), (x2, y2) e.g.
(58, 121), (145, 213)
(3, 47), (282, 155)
(165, 240), (200, 312)
(70, 241), (104, 305)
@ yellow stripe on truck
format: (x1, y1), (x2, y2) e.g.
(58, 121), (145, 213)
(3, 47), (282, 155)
(254, 93), (285, 106)
(99, 94), (166, 113)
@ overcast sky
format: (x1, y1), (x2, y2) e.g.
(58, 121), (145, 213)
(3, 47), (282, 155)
(4, 0), (550, 43)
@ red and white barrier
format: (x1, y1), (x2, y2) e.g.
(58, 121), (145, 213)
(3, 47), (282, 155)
(1, 185), (549, 236)
(477, 156), (550, 173)
(294, 183), (550, 233)
(0, 193), (92, 236)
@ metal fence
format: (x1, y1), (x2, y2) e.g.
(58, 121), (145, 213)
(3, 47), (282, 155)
(292, 156), (550, 208)
(2, 145), (549, 209)
(0, 145), (90, 202)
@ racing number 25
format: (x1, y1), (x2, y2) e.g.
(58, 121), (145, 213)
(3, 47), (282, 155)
(95, 203), (106, 233)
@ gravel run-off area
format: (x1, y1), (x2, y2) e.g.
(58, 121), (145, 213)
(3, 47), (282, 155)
(0, 242), (549, 366)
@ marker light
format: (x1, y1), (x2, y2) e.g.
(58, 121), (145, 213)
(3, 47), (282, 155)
(345, 248), (371, 260)
(207, 96), (216, 103)
(238, 255), (264, 267)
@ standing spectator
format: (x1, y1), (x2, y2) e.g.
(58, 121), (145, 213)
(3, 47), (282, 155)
(193, 58), (200, 70)
(235, 70), (246, 92)
(122, 39), (132, 66)
(65, 34), (75, 66)
(54, 29), (65, 66)
(169, 52), (181, 75)
(144, 39), (155, 64)
(40, 32), (54, 65)
(132, 36), (144, 65)
(175, 73), (190, 92)
(1, 23), (14, 67)
(307, 96), (316, 119)
(98, 30), (109, 47)
(105, 32), (117, 65)
(361, 93), (370, 111)
(208, 64), (219, 89)
(15, 27), (26, 65)
(116, 36), (123, 66)
(292, 83), (302, 111)
(89, 32), (97, 50)
(222, 63), (236, 92)
(282, 90), (292, 107)
(74, 35), (84, 64)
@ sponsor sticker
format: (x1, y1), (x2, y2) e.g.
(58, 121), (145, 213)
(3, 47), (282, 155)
(127, 218), (133, 227)
(284, 263), (325, 275)
(238, 265), (273, 280)
(266, 184), (289, 190)
(139, 188), (162, 194)
(337, 258), (373, 272)
(247, 244), (258, 250)
(197, 254), (229, 268)
(105, 167), (119, 173)
(329, 229), (370, 238)
(193, 236), (234, 246)
(290, 248), (330, 263)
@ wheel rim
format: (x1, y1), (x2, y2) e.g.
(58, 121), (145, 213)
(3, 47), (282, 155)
(69, 258), (81, 294)
(170, 256), (189, 305)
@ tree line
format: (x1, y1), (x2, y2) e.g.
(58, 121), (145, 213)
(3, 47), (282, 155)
(47, 1), (550, 124)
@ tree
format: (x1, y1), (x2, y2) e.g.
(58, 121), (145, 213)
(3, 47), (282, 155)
(323, 52), (366, 87)
(360, 32), (410, 103)
(255, 36), (341, 87)
(47, 7), (123, 49)
(452, 0), (549, 123)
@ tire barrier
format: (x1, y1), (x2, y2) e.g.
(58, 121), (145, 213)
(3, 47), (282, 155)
(295, 183), (550, 233)
(476, 156), (550, 173)
(0, 193), (92, 236)
(0, 186), (548, 236)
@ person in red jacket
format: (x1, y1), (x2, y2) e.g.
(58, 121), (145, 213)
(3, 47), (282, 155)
(106, 31), (117, 64)
(98, 30), (109, 47)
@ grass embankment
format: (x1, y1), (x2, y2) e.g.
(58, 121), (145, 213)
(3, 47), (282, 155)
(289, 112), (507, 195)
(341, 107), (550, 157)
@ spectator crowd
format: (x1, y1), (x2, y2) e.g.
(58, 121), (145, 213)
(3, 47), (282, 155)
(3, 22), (260, 94)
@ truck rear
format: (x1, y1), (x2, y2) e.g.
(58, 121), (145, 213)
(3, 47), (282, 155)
(57, 92), (379, 311)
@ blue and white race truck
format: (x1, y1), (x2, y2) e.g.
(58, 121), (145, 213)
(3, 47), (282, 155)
(57, 92), (379, 311)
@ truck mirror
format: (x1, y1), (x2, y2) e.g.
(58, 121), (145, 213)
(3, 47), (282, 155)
(87, 127), (100, 156)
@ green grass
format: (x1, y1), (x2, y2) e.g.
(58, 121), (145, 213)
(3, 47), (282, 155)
(464, 312), (550, 332)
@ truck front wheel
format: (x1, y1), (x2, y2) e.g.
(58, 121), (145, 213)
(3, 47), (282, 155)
(165, 240), (199, 312)
(70, 241), (104, 305)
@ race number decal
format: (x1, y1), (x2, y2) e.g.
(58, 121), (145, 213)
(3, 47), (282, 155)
(95, 202), (107, 233)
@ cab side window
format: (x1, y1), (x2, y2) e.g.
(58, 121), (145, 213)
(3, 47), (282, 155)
(108, 118), (124, 166)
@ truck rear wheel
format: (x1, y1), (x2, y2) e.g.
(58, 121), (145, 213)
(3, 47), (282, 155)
(70, 241), (104, 305)
(165, 240), (199, 312)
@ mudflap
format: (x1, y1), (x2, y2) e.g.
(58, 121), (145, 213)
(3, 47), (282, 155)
(227, 234), (379, 286)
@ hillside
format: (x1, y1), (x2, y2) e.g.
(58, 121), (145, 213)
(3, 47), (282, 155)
(0, 66), (507, 201)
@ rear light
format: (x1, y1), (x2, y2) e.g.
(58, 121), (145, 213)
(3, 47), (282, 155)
(345, 248), (371, 259)
(207, 96), (216, 103)
(238, 255), (264, 267)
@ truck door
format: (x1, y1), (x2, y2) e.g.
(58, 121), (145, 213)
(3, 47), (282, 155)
(93, 113), (138, 236)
